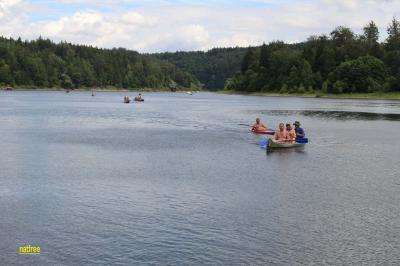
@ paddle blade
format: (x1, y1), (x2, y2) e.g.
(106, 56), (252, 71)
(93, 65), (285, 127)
(295, 138), (308, 143)
(260, 139), (268, 148)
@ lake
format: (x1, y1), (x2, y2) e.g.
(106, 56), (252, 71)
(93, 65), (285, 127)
(1, 91), (399, 265)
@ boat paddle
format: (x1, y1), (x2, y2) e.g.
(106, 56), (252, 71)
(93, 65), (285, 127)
(260, 138), (308, 148)
(259, 139), (269, 148)
(295, 138), (309, 143)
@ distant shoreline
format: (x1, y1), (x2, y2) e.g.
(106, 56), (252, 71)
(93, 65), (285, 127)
(2, 87), (199, 93)
(218, 90), (400, 100)
(3, 88), (400, 100)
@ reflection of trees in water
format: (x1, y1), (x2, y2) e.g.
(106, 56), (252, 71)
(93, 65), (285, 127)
(266, 146), (306, 156)
(257, 110), (400, 121)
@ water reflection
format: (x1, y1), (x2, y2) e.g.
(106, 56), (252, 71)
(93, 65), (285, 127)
(1, 91), (400, 265)
(266, 146), (306, 155)
(257, 110), (400, 121)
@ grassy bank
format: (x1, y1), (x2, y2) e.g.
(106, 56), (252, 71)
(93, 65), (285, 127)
(219, 90), (400, 100)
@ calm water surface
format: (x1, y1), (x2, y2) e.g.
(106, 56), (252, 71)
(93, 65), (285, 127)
(1, 91), (400, 265)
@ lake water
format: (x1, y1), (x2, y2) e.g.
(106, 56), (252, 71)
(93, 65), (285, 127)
(1, 91), (399, 265)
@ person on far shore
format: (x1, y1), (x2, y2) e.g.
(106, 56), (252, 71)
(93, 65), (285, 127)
(293, 121), (305, 139)
(252, 118), (267, 131)
(286, 123), (296, 142)
(274, 123), (288, 142)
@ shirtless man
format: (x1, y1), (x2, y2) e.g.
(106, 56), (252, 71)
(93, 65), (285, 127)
(252, 118), (267, 131)
(286, 123), (296, 142)
(274, 123), (288, 142)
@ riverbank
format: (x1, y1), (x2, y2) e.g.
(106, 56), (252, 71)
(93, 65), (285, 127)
(3, 87), (399, 100)
(219, 90), (400, 100)
(1, 86), (201, 93)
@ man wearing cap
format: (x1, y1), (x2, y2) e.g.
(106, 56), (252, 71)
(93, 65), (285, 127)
(293, 121), (305, 139)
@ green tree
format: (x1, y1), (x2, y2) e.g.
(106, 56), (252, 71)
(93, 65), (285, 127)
(363, 21), (379, 45)
(303, 35), (335, 86)
(333, 55), (387, 93)
(60, 73), (73, 89)
(362, 20), (383, 58)
(330, 26), (360, 63)
(386, 17), (400, 51)
(0, 63), (13, 85)
(241, 47), (259, 72)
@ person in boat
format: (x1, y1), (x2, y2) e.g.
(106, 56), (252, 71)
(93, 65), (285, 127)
(274, 123), (288, 142)
(286, 123), (296, 141)
(293, 121), (305, 139)
(123, 96), (130, 103)
(252, 118), (267, 131)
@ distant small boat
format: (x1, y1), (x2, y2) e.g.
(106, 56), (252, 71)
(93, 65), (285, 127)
(123, 96), (130, 103)
(134, 94), (144, 101)
(5, 86), (13, 91)
(134, 97), (144, 102)
(186, 91), (193, 95)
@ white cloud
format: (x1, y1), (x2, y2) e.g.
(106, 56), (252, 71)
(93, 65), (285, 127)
(0, 0), (33, 37)
(120, 11), (157, 26)
(0, 0), (21, 11)
(179, 24), (210, 44)
(214, 33), (261, 48)
(53, 0), (135, 5)
(1, 0), (400, 52)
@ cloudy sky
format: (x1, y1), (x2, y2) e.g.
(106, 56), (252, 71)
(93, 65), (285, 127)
(0, 0), (399, 52)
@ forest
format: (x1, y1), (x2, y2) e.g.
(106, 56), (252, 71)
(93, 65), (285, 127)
(1, 18), (400, 94)
(225, 19), (400, 94)
(151, 47), (247, 90)
(0, 37), (199, 90)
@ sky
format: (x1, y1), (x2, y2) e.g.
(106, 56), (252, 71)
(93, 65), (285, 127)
(0, 0), (399, 53)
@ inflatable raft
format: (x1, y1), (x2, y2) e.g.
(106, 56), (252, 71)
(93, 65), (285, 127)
(252, 129), (275, 135)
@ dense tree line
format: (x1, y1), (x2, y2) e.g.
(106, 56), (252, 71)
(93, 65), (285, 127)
(152, 47), (247, 90)
(225, 19), (400, 94)
(2, 19), (399, 94)
(0, 37), (199, 89)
